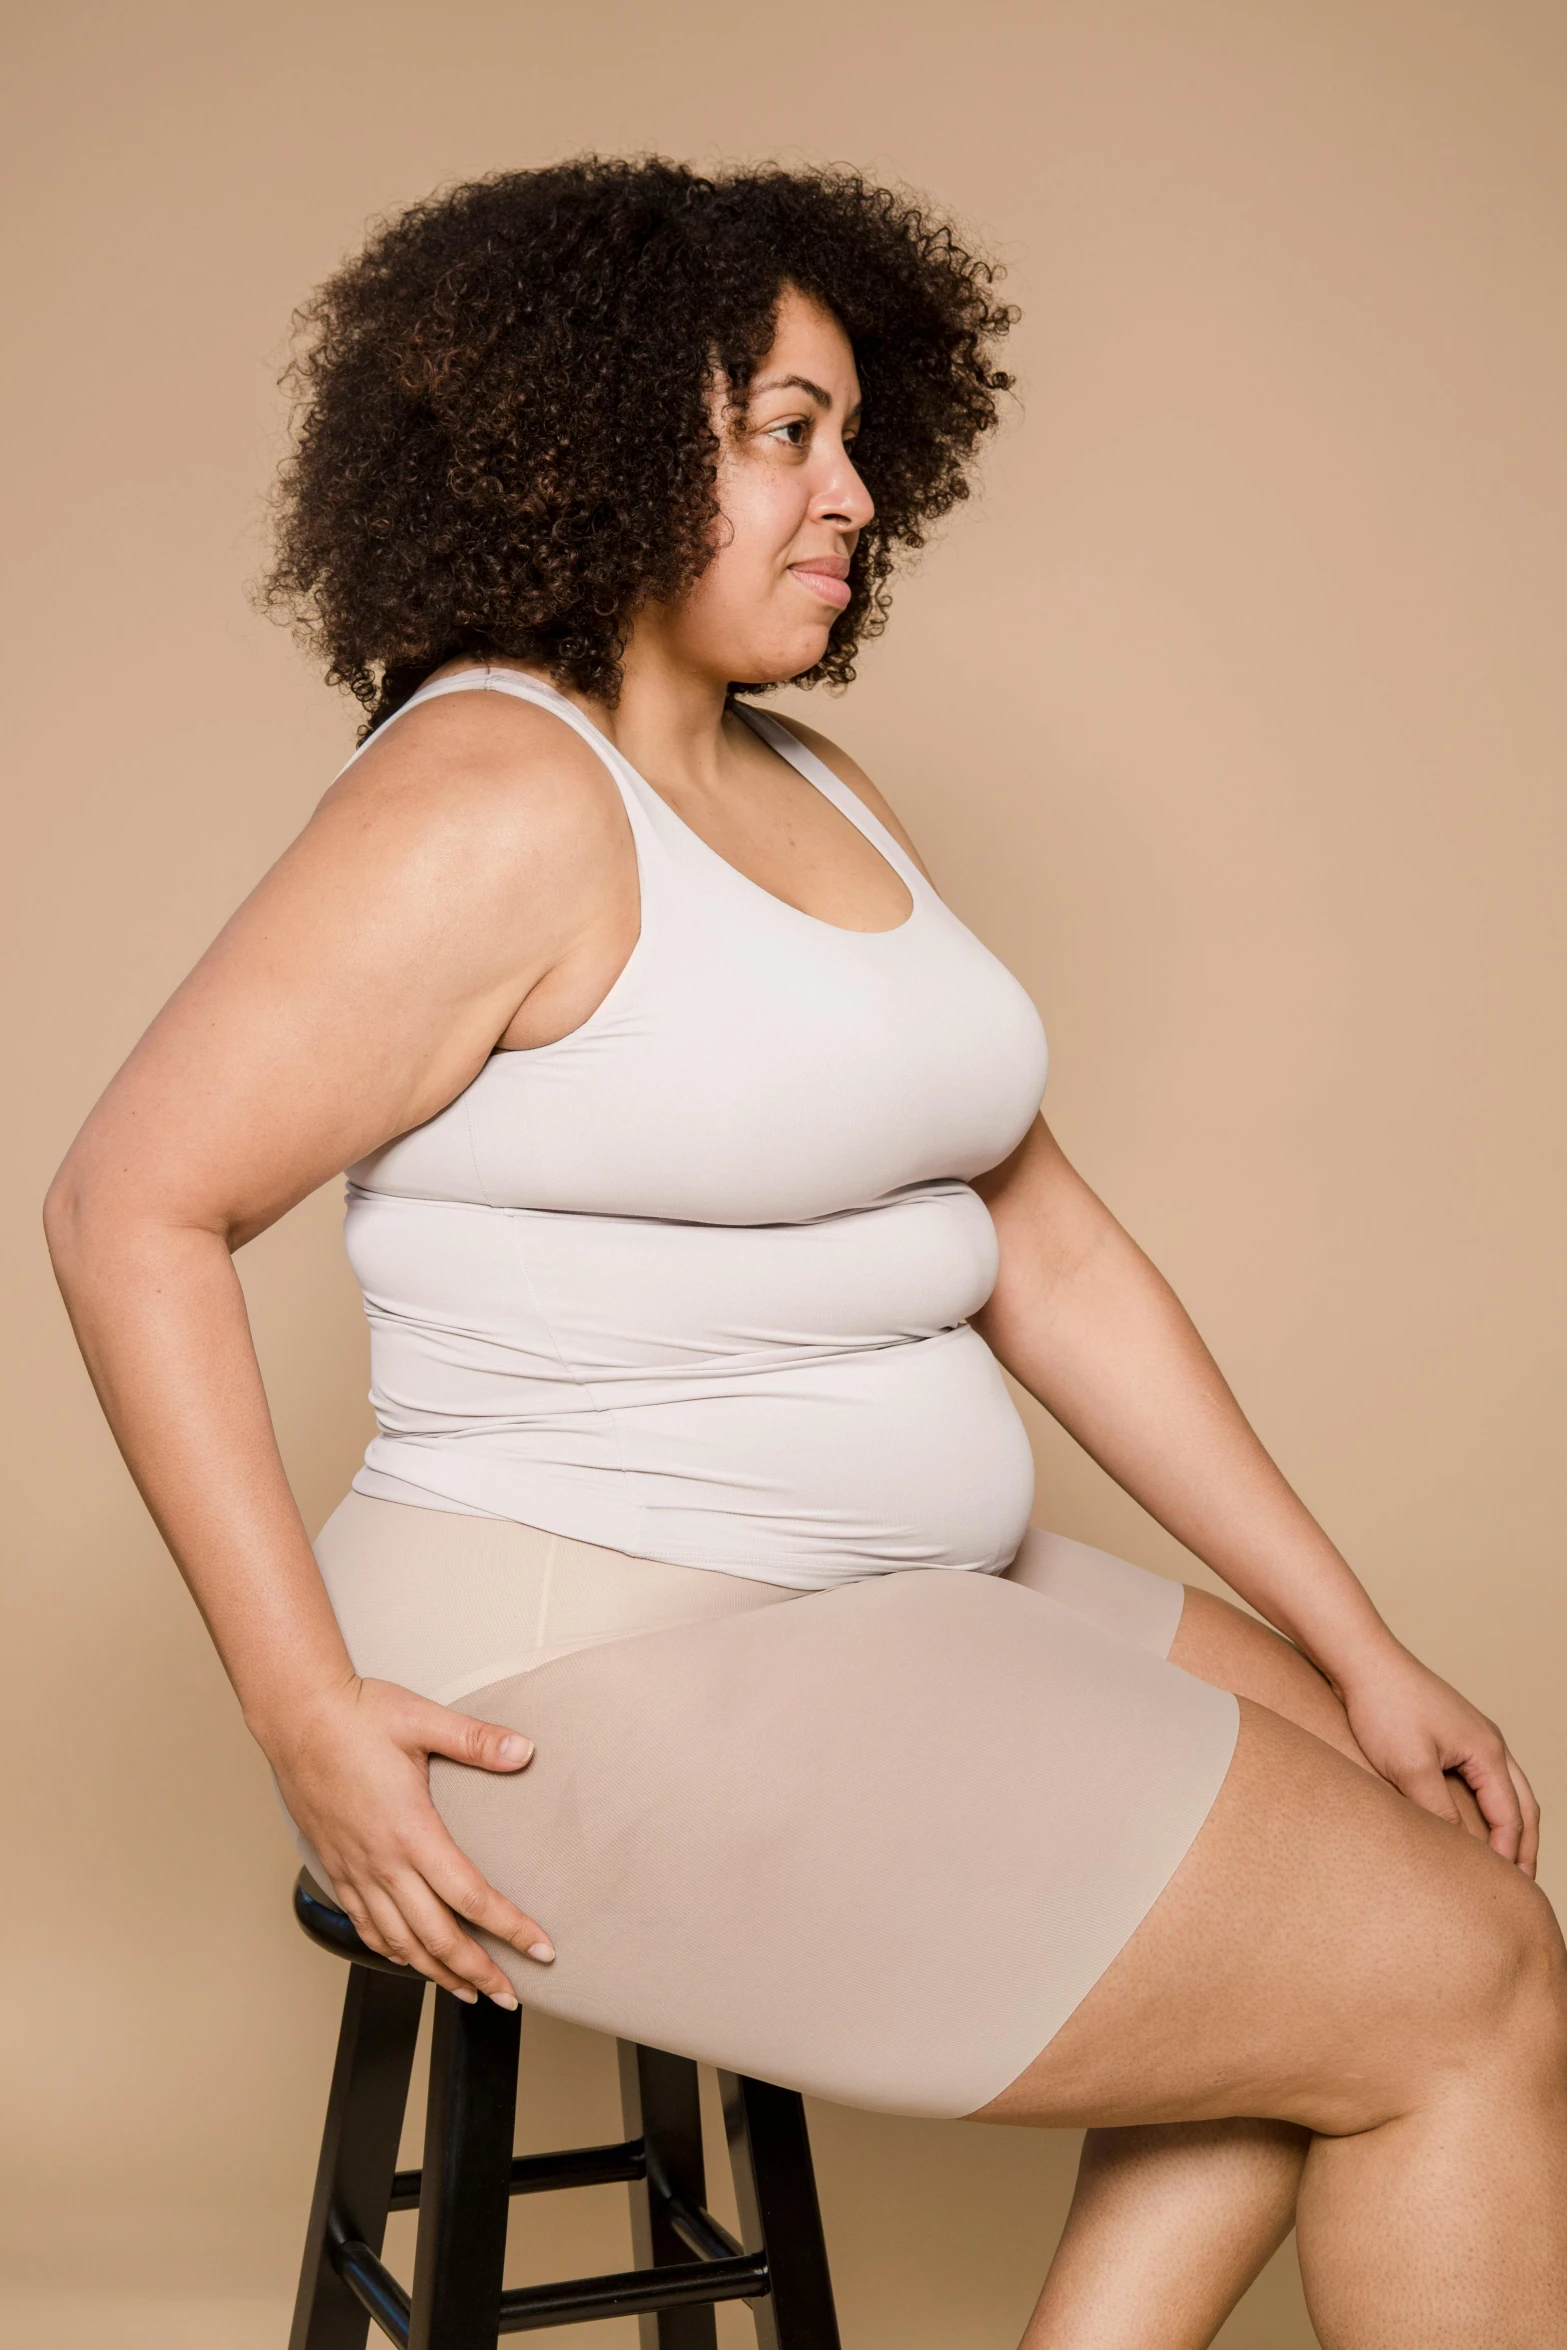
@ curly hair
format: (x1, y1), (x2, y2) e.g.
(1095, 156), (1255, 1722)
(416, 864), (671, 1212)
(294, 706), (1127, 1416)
(261, 157), (1017, 734)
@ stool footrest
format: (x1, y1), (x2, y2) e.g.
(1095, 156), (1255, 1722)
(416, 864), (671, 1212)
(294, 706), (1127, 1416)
(498, 2251), (770, 2333)
(333, 2234), (414, 2346)
(334, 2231), (769, 2343)
(666, 2192), (744, 2263)
(387, 2136), (647, 2212)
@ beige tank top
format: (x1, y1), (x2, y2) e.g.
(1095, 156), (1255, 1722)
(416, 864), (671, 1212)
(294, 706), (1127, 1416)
(340, 667), (1050, 1588)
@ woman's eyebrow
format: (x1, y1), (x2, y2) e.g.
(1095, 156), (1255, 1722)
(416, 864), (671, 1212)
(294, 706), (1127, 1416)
(752, 372), (834, 407)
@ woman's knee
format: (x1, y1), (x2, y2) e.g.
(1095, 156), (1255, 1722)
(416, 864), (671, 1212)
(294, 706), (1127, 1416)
(1404, 1827), (1567, 2093)
(1478, 1871), (1567, 2072)
(978, 1704), (1561, 2136)
(1188, 1708), (1559, 2109)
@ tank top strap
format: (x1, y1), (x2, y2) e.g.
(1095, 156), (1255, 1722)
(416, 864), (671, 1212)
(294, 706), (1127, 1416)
(329, 666), (668, 863)
(731, 704), (930, 899)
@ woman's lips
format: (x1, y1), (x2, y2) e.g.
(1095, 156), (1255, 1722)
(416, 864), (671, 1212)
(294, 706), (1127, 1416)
(788, 563), (853, 611)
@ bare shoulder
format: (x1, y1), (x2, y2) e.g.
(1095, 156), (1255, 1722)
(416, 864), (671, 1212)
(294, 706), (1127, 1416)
(318, 685), (627, 881)
(93, 682), (638, 1224)
(766, 712), (934, 882)
(265, 682), (636, 991)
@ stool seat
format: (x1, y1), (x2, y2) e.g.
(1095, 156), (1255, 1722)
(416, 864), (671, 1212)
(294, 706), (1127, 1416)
(287, 1870), (840, 2350)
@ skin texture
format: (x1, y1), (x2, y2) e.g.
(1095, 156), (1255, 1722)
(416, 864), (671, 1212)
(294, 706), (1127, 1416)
(46, 289), (1563, 2344)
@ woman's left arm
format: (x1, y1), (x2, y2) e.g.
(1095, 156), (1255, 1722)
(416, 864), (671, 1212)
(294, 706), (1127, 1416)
(973, 1116), (1539, 1873)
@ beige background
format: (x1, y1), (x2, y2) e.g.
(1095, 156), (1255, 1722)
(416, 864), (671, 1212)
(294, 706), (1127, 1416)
(4, 3), (1564, 2344)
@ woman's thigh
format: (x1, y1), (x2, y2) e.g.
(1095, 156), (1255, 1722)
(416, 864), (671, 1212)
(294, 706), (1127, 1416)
(430, 1567), (1243, 2118)
(972, 1694), (1559, 2134)
(1171, 1582), (1489, 1835)
(1171, 1587), (1371, 1764)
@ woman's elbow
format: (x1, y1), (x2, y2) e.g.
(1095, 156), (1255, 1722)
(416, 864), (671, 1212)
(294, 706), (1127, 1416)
(43, 1148), (160, 1293)
(43, 1152), (106, 1294)
(46, 1151), (246, 1298)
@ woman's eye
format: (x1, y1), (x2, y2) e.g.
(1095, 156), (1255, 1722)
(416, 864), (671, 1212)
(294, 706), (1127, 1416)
(764, 417), (810, 449)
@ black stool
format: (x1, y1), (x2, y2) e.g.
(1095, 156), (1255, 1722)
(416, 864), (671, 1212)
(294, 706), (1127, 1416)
(288, 1871), (842, 2349)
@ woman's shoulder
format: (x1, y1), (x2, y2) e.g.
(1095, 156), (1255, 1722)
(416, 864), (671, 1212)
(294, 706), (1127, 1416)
(303, 682), (632, 928)
(322, 681), (627, 859)
(269, 681), (634, 1001)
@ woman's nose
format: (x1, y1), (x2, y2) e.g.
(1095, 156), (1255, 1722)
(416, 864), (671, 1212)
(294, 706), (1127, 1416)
(817, 451), (875, 530)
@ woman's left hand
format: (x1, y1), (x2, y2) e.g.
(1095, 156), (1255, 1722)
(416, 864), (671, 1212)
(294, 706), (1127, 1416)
(1335, 1638), (1540, 1876)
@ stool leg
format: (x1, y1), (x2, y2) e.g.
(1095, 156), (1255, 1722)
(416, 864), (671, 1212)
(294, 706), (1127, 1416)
(720, 2074), (840, 2350)
(617, 2043), (719, 2350)
(407, 1988), (522, 2350)
(289, 1965), (426, 2350)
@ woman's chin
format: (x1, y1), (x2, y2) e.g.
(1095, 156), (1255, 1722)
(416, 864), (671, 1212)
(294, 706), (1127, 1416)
(727, 627), (835, 688)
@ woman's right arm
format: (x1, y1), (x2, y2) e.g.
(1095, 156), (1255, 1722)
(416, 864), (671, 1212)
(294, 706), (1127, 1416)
(45, 689), (628, 2003)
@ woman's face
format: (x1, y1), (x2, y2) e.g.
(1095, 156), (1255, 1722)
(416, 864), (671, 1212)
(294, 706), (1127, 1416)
(648, 286), (875, 687)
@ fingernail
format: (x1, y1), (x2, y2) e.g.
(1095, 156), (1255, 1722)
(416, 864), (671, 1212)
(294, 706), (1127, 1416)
(499, 1735), (534, 1764)
(455, 1987), (479, 2004)
(490, 1989), (519, 2010)
(525, 1938), (555, 1964)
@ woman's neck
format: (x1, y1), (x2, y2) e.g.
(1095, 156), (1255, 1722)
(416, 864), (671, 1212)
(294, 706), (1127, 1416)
(597, 618), (736, 797)
(449, 622), (748, 802)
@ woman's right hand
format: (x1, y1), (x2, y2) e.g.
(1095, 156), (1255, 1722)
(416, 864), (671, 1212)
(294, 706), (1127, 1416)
(267, 1675), (555, 2007)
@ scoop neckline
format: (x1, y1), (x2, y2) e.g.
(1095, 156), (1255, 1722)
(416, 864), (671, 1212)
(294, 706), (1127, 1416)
(444, 664), (920, 943)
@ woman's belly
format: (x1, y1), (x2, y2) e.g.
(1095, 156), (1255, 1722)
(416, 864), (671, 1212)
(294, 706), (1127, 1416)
(344, 1180), (1037, 1587)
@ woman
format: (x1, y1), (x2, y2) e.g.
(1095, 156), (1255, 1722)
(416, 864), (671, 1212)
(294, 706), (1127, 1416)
(46, 159), (1565, 2347)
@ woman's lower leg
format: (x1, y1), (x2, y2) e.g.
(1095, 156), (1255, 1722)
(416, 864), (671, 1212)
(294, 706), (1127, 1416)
(976, 1704), (1567, 2346)
(1020, 2118), (1307, 2349)
(1294, 1977), (1567, 2350)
